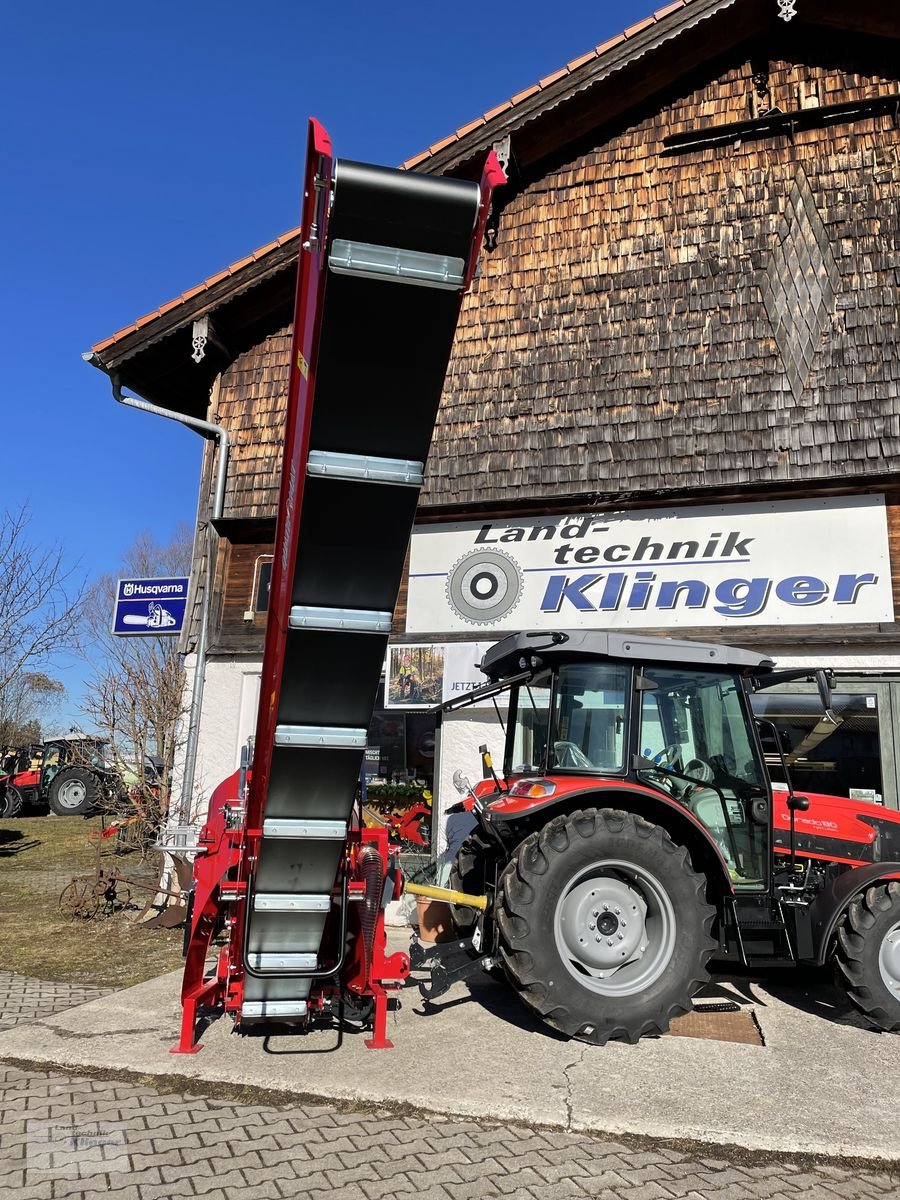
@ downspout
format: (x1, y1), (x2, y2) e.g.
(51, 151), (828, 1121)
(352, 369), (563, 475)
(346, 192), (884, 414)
(82, 354), (229, 824)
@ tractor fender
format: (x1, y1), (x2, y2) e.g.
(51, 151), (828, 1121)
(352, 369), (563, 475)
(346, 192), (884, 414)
(488, 782), (734, 900)
(807, 860), (900, 965)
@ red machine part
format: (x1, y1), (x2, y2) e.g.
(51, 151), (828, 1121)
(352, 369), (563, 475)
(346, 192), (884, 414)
(173, 771), (408, 1053)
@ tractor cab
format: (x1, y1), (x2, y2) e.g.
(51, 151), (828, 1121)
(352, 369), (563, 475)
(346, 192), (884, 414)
(468, 631), (775, 890)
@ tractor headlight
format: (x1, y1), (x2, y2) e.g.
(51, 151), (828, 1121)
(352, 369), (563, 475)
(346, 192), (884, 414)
(508, 778), (557, 799)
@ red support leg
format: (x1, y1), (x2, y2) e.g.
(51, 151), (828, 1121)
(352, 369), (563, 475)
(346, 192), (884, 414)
(364, 987), (393, 1050)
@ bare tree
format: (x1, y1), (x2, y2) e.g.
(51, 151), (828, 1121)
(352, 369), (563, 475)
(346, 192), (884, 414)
(0, 506), (83, 744)
(0, 672), (66, 747)
(81, 526), (192, 833)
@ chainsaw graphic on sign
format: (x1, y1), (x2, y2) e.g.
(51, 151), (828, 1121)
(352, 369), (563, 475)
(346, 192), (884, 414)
(121, 601), (178, 630)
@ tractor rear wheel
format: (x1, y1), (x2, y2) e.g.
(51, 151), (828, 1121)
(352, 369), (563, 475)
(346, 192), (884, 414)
(49, 768), (100, 817)
(496, 807), (715, 1045)
(835, 882), (900, 1032)
(1, 785), (24, 818)
(449, 828), (497, 934)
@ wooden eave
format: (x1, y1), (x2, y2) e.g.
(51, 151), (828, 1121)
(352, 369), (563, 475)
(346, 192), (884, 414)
(89, 237), (299, 418)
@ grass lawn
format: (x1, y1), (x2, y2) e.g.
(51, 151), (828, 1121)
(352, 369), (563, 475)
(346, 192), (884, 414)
(0, 814), (185, 988)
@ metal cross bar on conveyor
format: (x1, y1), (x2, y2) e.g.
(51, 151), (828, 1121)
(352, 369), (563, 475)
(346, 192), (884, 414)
(173, 119), (505, 1054)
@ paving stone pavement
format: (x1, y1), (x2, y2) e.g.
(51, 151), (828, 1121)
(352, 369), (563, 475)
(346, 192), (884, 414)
(0, 974), (897, 1199)
(1, 1062), (898, 1200)
(0, 973), (112, 1032)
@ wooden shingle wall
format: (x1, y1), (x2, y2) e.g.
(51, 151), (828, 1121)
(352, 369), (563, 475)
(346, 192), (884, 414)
(425, 43), (900, 507)
(217, 327), (290, 519)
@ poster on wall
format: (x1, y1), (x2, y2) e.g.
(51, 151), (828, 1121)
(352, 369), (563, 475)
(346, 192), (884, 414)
(406, 496), (895, 634)
(441, 642), (497, 708)
(385, 644), (445, 708)
(384, 642), (503, 710)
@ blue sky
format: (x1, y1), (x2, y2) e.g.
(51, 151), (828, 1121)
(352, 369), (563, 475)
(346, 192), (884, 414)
(3, 0), (652, 721)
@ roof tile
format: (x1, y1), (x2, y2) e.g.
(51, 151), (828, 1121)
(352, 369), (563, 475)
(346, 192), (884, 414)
(456, 117), (487, 137)
(595, 32), (627, 54)
(253, 240), (280, 258)
(539, 67), (569, 88)
(623, 16), (656, 37)
(566, 50), (598, 70)
(652, 0), (685, 17)
(428, 134), (459, 154)
(510, 83), (541, 104)
(402, 149), (432, 168)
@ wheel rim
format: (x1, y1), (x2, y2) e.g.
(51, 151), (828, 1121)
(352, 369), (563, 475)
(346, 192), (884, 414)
(57, 779), (86, 808)
(878, 919), (900, 993)
(553, 858), (676, 997)
(59, 879), (99, 919)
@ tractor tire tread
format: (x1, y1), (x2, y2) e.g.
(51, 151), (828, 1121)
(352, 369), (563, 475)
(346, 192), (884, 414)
(834, 882), (900, 1032)
(497, 807), (715, 1045)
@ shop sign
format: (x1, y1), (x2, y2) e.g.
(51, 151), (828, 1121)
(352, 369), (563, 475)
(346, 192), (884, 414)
(407, 496), (894, 633)
(112, 577), (189, 636)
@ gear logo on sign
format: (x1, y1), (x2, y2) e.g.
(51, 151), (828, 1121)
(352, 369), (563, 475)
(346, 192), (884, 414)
(446, 549), (523, 625)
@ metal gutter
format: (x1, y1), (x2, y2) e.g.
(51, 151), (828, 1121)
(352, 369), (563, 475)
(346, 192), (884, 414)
(82, 351), (229, 824)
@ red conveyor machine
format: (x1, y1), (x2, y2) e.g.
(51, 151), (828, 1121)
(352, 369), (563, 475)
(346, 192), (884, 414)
(174, 120), (504, 1053)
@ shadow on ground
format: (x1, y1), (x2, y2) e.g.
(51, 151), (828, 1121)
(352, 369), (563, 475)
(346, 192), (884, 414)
(0, 829), (41, 857)
(406, 953), (881, 1040)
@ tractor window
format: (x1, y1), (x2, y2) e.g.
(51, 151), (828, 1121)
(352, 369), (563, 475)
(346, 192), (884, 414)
(510, 675), (552, 774)
(639, 668), (768, 888)
(550, 663), (628, 773)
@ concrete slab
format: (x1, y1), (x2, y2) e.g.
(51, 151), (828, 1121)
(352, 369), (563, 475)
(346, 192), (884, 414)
(0, 947), (897, 1162)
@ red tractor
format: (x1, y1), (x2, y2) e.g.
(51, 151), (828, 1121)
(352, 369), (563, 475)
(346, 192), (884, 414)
(0, 736), (121, 817)
(442, 630), (900, 1044)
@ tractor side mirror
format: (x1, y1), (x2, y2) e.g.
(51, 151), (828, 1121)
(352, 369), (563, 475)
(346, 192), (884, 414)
(750, 797), (769, 826)
(452, 770), (473, 797)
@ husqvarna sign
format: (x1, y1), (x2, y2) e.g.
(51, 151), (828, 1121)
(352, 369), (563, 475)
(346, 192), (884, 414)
(112, 577), (189, 637)
(406, 496), (893, 633)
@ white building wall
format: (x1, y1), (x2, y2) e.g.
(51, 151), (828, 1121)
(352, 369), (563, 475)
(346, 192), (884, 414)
(174, 653), (262, 823)
(434, 708), (506, 860)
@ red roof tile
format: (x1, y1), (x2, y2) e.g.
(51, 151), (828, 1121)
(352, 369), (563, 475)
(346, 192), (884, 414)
(623, 16), (657, 36)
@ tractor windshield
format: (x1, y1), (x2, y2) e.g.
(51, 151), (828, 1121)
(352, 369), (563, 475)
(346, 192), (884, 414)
(638, 666), (769, 888)
(509, 662), (629, 776)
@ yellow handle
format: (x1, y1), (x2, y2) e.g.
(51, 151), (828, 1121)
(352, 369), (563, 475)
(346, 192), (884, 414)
(405, 882), (488, 911)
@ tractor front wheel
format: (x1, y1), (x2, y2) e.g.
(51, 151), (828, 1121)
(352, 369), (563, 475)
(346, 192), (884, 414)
(496, 807), (715, 1045)
(835, 882), (900, 1032)
(49, 768), (100, 817)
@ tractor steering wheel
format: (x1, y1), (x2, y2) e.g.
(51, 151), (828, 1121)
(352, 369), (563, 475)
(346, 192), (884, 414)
(553, 741), (594, 770)
(646, 744), (681, 769)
